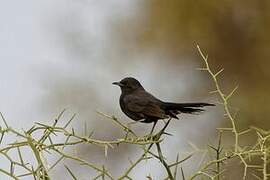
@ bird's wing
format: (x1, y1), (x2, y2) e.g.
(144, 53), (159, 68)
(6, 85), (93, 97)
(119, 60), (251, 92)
(124, 94), (168, 119)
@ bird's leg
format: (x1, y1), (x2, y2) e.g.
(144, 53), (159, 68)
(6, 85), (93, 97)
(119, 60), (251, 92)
(149, 121), (157, 136)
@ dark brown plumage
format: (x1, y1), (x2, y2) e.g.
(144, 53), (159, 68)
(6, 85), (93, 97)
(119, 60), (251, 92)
(113, 77), (214, 124)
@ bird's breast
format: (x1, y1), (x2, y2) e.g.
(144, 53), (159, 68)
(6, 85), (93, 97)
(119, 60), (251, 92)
(119, 94), (144, 121)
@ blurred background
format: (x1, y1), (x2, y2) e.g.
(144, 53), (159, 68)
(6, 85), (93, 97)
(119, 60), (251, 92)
(0, 0), (269, 179)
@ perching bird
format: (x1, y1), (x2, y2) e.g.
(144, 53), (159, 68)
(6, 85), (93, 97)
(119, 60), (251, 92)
(113, 77), (214, 132)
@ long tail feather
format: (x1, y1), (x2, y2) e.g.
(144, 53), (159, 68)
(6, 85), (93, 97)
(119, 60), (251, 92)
(164, 102), (214, 114)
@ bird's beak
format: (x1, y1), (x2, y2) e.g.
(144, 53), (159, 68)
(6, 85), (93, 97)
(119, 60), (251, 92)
(112, 81), (124, 87)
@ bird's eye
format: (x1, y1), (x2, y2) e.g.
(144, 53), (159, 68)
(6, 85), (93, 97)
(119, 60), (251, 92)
(122, 82), (131, 88)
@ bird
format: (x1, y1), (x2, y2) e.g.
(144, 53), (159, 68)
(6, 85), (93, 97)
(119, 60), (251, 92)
(113, 77), (214, 133)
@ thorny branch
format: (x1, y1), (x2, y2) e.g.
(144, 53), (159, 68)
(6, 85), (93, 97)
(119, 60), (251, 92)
(0, 46), (269, 179)
(190, 45), (270, 180)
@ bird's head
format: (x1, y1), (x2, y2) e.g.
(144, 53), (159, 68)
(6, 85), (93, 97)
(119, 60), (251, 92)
(113, 77), (144, 93)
